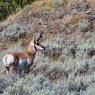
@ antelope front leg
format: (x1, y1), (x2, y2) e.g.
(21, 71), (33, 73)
(25, 64), (31, 74)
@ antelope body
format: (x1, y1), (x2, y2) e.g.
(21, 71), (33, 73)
(2, 36), (45, 76)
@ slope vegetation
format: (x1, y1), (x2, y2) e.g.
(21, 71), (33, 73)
(0, 0), (95, 95)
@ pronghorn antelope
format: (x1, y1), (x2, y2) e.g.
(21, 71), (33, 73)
(2, 33), (45, 76)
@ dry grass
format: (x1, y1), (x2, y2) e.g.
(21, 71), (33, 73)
(31, 0), (66, 15)
(31, 0), (52, 15)
(87, 0), (95, 9)
(62, 12), (87, 27)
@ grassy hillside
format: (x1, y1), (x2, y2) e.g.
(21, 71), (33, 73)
(0, 0), (95, 95)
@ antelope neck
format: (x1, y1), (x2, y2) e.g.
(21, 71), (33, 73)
(27, 45), (37, 55)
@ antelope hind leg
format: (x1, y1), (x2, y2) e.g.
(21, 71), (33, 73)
(9, 66), (15, 76)
(4, 66), (10, 76)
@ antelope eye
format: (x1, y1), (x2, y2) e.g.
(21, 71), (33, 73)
(35, 42), (39, 44)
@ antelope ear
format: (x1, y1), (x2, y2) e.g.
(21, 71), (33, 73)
(32, 38), (36, 43)
(33, 32), (43, 42)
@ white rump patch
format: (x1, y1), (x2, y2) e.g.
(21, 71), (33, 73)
(2, 54), (14, 66)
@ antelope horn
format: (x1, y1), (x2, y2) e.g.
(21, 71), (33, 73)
(34, 32), (43, 42)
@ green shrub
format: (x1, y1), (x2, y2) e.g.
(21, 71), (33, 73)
(0, 13), (3, 20)
(2, 23), (27, 41)
(78, 19), (91, 32)
(0, 0), (35, 21)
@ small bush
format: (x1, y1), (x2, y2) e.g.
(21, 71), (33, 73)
(84, 86), (95, 95)
(3, 74), (61, 95)
(2, 23), (27, 41)
(0, 13), (4, 20)
(78, 19), (91, 32)
(51, 0), (65, 8)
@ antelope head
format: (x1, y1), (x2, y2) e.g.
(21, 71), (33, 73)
(28, 32), (45, 52)
(34, 38), (45, 50)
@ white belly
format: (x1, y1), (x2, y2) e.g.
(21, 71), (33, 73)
(17, 59), (28, 70)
